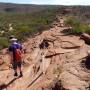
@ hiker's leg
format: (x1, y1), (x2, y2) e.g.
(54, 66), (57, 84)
(17, 62), (23, 77)
(17, 62), (22, 72)
(12, 62), (18, 76)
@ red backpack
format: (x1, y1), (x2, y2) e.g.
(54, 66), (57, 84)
(15, 48), (22, 61)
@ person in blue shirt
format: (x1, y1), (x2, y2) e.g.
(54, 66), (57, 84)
(9, 36), (23, 77)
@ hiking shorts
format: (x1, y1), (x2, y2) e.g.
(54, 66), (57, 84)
(12, 61), (22, 70)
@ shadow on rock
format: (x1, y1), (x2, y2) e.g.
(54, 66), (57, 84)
(81, 56), (90, 70)
(52, 80), (66, 90)
(0, 77), (18, 90)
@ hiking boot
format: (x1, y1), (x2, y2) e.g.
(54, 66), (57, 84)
(14, 72), (18, 77)
(19, 72), (23, 77)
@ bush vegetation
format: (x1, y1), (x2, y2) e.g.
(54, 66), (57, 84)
(65, 17), (90, 35)
(0, 37), (9, 49)
(0, 9), (58, 49)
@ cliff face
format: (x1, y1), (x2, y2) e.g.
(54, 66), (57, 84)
(0, 18), (90, 90)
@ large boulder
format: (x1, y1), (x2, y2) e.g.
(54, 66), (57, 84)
(80, 33), (90, 45)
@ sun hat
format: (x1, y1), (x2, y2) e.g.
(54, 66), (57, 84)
(10, 37), (17, 41)
(9, 35), (15, 39)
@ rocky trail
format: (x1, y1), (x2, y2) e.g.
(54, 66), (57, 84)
(0, 18), (90, 90)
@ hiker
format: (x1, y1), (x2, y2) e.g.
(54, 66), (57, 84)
(8, 36), (23, 77)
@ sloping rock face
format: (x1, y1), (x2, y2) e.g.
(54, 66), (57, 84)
(0, 18), (90, 90)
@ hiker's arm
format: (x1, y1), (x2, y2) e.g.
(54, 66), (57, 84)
(8, 46), (13, 64)
(9, 52), (13, 64)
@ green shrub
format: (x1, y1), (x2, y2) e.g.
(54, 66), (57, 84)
(0, 37), (9, 49)
(65, 17), (80, 27)
(0, 8), (58, 49)
(65, 17), (90, 35)
(83, 25), (90, 34)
